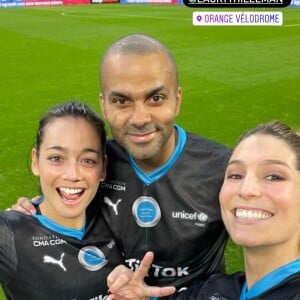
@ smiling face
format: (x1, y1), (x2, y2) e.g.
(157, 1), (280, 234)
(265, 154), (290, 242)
(219, 134), (300, 250)
(32, 116), (106, 229)
(100, 52), (182, 172)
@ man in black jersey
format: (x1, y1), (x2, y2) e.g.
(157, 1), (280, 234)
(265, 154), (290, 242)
(105, 121), (300, 300)
(13, 33), (231, 290)
(97, 33), (231, 289)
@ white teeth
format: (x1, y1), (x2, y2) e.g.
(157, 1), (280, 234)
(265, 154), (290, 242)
(236, 208), (272, 220)
(59, 187), (83, 195)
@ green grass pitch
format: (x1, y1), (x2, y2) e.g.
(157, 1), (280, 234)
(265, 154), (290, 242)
(0, 4), (299, 298)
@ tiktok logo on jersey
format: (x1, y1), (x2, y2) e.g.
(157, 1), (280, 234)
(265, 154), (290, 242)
(78, 246), (108, 271)
(88, 295), (109, 300)
(126, 258), (189, 277)
(132, 196), (161, 227)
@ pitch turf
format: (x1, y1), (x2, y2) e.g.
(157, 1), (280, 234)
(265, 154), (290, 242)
(0, 4), (299, 298)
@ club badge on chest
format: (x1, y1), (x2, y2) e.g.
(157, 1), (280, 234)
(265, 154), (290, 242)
(132, 196), (161, 228)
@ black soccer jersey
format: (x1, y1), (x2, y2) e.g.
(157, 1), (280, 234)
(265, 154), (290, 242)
(167, 260), (300, 299)
(0, 209), (123, 300)
(97, 125), (231, 289)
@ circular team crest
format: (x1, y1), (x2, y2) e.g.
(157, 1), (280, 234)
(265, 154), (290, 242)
(78, 246), (107, 271)
(132, 196), (161, 227)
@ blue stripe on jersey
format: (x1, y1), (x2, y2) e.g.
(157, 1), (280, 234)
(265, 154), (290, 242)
(32, 197), (86, 240)
(240, 259), (300, 300)
(128, 125), (187, 185)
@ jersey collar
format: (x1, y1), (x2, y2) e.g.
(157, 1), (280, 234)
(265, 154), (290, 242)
(240, 259), (300, 300)
(128, 124), (187, 185)
(33, 197), (86, 240)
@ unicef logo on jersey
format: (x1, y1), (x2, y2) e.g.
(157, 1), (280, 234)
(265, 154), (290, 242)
(132, 196), (161, 227)
(78, 246), (107, 271)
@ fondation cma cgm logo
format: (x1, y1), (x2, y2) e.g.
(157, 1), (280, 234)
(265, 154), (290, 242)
(184, 0), (290, 7)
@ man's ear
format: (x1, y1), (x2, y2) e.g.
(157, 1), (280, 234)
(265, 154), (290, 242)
(31, 148), (40, 176)
(99, 93), (107, 120)
(175, 86), (182, 117)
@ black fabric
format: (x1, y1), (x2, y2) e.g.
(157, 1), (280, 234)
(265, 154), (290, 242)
(0, 210), (123, 300)
(97, 132), (231, 289)
(167, 272), (300, 299)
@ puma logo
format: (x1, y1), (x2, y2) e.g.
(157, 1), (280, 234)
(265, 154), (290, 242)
(43, 253), (66, 272)
(104, 197), (122, 216)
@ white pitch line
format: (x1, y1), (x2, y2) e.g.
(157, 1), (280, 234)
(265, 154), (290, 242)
(95, 12), (191, 21)
(60, 10), (191, 21)
(284, 23), (300, 27)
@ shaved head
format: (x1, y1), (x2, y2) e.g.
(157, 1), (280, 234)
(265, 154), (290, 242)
(99, 33), (179, 92)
